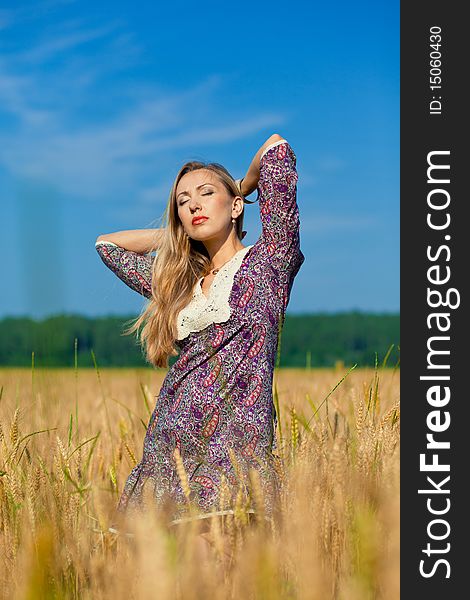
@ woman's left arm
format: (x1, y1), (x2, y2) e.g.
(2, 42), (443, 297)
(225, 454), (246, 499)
(239, 134), (285, 197)
(243, 135), (303, 262)
(242, 135), (304, 318)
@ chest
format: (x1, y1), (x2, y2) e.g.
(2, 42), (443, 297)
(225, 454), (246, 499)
(200, 273), (216, 299)
(175, 245), (254, 341)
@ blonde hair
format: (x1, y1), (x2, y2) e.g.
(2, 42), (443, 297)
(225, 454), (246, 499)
(123, 161), (255, 368)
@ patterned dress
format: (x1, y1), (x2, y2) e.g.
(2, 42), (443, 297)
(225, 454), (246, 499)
(95, 140), (304, 519)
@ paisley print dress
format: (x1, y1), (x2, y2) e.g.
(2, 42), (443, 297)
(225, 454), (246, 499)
(95, 140), (304, 519)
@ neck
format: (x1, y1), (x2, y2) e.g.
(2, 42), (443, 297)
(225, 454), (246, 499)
(203, 234), (245, 269)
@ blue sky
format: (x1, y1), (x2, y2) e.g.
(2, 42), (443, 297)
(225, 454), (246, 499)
(0, 0), (399, 319)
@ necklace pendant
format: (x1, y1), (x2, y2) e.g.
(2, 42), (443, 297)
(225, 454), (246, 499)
(212, 268), (219, 275)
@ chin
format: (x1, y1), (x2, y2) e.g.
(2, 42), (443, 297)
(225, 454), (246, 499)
(190, 228), (217, 242)
(187, 232), (207, 245)
(189, 231), (205, 241)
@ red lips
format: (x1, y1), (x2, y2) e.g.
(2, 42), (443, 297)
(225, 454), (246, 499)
(192, 216), (208, 225)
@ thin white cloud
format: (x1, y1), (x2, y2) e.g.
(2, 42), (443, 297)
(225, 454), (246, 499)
(1, 81), (283, 199)
(0, 69), (56, 125)
(16, 24), (118, 63)
(0, 21), (285, 203)
(0, 1), (79, 31)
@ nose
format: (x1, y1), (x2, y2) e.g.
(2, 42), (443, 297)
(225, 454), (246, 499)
(188, 196), (202, 212)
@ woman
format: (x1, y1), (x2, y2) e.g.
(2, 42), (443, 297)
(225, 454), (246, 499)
(95, 134), (304, 525)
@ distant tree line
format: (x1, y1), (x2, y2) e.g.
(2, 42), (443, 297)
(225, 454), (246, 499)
(0, 312), (399, 369)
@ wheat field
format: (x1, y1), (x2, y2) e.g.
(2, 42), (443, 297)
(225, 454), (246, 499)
(0, 362), (399, 599)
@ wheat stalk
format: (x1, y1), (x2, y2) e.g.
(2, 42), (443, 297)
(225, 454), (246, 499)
(173, 448), (191, 502)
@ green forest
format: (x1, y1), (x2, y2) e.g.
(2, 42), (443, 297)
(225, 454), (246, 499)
(0, 312), (399, 369)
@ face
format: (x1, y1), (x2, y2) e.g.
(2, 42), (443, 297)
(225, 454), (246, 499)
(175, 169), (242, 241)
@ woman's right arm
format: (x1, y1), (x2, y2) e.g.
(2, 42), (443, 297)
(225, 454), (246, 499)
(95, 229), (163, 298)
(96, 228), (163, 254)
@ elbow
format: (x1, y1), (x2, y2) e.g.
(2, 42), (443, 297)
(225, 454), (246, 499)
(267, 133), (284, 144)
(265, 133), (284, 146)
(95, 236), (119, 252)
(96, 234), (112, 244)
(95, 235), (111, 254)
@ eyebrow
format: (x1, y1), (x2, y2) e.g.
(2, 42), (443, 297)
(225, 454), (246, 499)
(176, 182), (216, 200)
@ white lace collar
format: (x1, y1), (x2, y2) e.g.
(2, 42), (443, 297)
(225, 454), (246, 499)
(176, 245), (253, 341)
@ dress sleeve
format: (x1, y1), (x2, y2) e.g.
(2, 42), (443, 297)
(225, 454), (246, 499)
(95, 241), (154, 299)
(257, 139), (303, 266)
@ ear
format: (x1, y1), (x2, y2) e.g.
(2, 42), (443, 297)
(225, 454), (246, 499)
(232, 195), (244, 219)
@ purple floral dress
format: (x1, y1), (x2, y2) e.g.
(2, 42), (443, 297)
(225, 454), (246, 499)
(96, 141), (304, 519)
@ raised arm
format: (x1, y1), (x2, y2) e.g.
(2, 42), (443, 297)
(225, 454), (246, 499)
(239, 134), (285, 198)
(96, 228), (163, 254)
(237, 135), (304, 321)
(242, 135), (302, 263)
(95, 230), (161, 298)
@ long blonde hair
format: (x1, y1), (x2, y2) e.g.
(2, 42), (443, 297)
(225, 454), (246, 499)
(124, 161), (255, 368)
